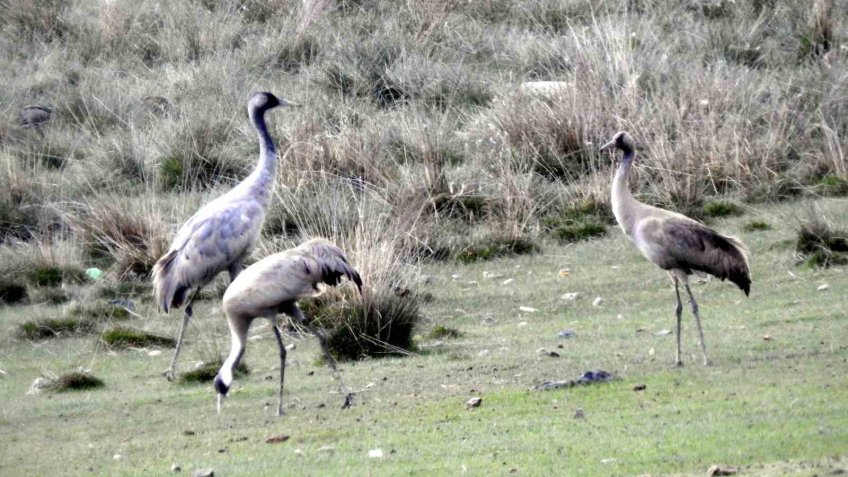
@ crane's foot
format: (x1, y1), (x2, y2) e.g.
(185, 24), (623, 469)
(163, 369), (177, 381)
(674, 361), (684, 368)
(341, 393), (353, 409)
(276, 406), (285, 417)
(701, 358), (710, 366)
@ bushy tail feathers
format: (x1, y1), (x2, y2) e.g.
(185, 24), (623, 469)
(152, 250), (183, 312)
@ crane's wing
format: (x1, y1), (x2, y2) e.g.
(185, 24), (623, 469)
(643, 218), (751, 295)
(153, 199), (265, 311)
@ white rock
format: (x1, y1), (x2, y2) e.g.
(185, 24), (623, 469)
(368, 449), (384, 459)
(519, 306), (538, 313)
(147, 350), (162, 357)
(517, 321), (528, 327)
(648, 347), (655, 356)
(654, 329), (672, 336)
(592, 296), (604, 307)
(501, 278), (514, 286)
(113, 454), (122, 460)
(561, 292), (580, 301)
(478, 349), (490, 357)
(817, 283), (830, 291)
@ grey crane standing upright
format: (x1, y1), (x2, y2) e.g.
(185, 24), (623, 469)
(601, 131), (751, 366)
(214, 238), (362, 416)
(152, 91), (295, 381)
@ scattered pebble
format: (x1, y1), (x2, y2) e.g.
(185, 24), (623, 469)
(478, 349), (490, 357)
(818, 284), (830, 291)
(466, 397), (483, 409)
(368, 448), (384, 459)
(147, 350), (162, 357)
(548, 351), (560, 358)
(763, 334), (773, 341)
(633, 383), (647, 391)
(648, 347), (656, 356)
(592, 296), (604, 307)
(617, 314), (625, 320)
(502, 278), (514, 286)
(654, 329), (672, 336)
(517, 321), (528, 327)
(519, 306), (538, 313)
(707, 464), (738, 476)
(534, 370), (615, 391)
(573, 408), (585, 419)
(113, 454), (122, 460)
(558, 268), (571, 278)
(558, 329), (575, 339)
(561, 292), (580, 301)
(265, 435), (290, 444)
(193, 469), (214, 477)
(171, 463), (181, 472)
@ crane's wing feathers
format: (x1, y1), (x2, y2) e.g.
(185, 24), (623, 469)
(649, 218), (751, 295)
(152, 199), (264, 311)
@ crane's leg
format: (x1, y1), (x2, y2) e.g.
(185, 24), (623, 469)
(227, 258), (243, 282)
(164, 287), (202, 381)
(289, 305), (352, 409)
(684, 283), (709, 366)
(270, 315), (287, 417)
(673, 276), (684, 367)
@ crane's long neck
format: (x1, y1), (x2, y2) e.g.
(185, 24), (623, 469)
(611, 147), (639, 236)
(244, 107), (277, 207)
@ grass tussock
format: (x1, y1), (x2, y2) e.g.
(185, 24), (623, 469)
(796, 207), (848, 267)
(0, 280), (28, 305)
(179, 359), (249, 384)
(68, 301), (131, 321)
(52, 371), (104, 392)
(101, 327), (175, 348)
(17, 317), (95, 340)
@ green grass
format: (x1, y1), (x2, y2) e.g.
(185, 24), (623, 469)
(1, 202), (847, 475)
(179, 360), (249, 385)
(17, 317), (95, 340)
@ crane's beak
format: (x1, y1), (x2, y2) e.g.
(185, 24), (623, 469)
(217, 393), (224, 415)
(599, 138), (616, 152)
(280, 98), (300, 108)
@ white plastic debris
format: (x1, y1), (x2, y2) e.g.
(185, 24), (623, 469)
(561, 292), (580, 301)
(817, 284), (830, 291)
(368, 449), (384, 459)
(519, 306), (538, 313)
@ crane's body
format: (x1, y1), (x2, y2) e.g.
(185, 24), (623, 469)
(602, 131), (751, 366)
(214, 238), (362, 416)
(152, 92), (292, 381)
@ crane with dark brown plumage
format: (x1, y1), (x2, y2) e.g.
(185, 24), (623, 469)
(601, 131), (751, 366)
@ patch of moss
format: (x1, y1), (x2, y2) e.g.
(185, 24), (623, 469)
(457, 236), (538, 264)
(817, 175), (848, 197)
(17, 317), (94, 340)
(101, 327), (175, 348)
(552, 222), (607, 243)
(702, 200), (744, 218)
(428, 325), (462, 340)
(179, 360), (249, 384)
(743, 220), (772, 232)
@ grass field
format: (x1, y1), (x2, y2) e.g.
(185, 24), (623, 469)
(1, 199), (846, 476)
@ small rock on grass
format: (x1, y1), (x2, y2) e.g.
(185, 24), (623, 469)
(171, 463), (181, 472)
(707, 464), (738, 476)
(466, 397), (482, 409)
(592, 296), (604, 307)
(519, 306), (538, 313)
(633, 383), (647, 391)
(561, 292), (580, 301)
(193, 469), (214, 477)
(573, 408), (585, 419)
(368, 448), (384, 459)
(265, 434), (290, 444)
(818, 283), (830, 291)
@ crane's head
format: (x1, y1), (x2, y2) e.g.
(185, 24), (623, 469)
(599, 131), (635, 156)
(213, 372), (231, 414)
(249, 91), (298, 113)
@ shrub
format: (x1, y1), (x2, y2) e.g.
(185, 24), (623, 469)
(17, 317), (95, 340)
(101, 327), (175, 348)
(456, 235), (538, 264)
